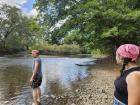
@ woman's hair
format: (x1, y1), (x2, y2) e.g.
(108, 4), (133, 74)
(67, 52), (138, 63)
(120, 58), (132, 76)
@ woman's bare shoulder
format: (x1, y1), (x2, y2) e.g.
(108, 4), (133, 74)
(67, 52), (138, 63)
(126, 71), (140, 84)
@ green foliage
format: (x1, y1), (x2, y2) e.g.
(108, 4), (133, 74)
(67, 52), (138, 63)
(0, 5), (42, 50)
(5, 33), (24, 49)
(102, 27), (119, 37)
(34, 0), (79, 25)
(31, 43), (81, 54)
(64, 30), (84, 45)
(34, 0), (140, 54)
(1, 0), (139, 55)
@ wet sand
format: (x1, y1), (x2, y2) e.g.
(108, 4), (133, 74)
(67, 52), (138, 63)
(39, 56), (121, 105)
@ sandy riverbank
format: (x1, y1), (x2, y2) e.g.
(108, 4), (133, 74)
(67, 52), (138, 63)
(37, 56), (121, 105)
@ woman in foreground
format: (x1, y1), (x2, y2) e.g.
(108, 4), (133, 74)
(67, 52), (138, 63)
(113, 44), (140, 105)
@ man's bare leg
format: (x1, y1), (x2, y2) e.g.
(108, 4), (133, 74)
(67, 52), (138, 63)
(37, 87), (41, 103)
(32, 88), (38, 105)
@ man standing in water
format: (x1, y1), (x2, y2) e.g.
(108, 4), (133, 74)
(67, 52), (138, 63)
(30, 50), (42, 105)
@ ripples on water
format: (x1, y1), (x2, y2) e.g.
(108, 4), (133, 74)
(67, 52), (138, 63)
(0, 56), (95, 105)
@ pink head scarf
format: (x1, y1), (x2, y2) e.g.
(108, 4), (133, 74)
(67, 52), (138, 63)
(116, 44), (140, 61)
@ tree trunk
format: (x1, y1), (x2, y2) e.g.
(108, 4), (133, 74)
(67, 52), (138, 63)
(26, 45), (29, 50)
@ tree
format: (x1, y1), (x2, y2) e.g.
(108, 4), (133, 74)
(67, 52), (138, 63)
(34, 0), (83, 44)
(34, 0), (80, 25)
(57, 0), (140, 53)
(0, 5), (42, 50)
(0, 5), (21, 48)
(35, 0), (140, 54)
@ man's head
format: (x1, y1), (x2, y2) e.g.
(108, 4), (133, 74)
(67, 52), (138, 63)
(31, 50), (39, 58)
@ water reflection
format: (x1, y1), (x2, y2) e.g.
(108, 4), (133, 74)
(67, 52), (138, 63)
(0, 65), (32, 104)
(41, 57), (91, 95)
(0, 56), (94, 104)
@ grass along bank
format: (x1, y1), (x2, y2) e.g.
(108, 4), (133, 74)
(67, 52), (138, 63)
(30, 43), (81, 55)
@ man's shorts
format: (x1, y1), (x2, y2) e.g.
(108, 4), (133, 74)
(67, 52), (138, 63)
(31, 77), (42, 89)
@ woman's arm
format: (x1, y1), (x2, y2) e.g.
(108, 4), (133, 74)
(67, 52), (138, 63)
(126, 72), (140, 105)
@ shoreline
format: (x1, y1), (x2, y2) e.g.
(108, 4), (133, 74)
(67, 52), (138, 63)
(0, 54), (119, 105)
(39, 56), (120, 105)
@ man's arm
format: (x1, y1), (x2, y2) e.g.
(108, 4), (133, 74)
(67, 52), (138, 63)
(30, 61), (39, 83)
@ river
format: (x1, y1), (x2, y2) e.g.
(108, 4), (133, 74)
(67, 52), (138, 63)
(0, 55), (95, 105)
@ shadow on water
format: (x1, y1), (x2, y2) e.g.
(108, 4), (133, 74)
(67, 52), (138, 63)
(0, 55), (95, 105)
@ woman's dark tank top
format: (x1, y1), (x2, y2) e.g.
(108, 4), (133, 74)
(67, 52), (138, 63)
(114, 67), (140, 104)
